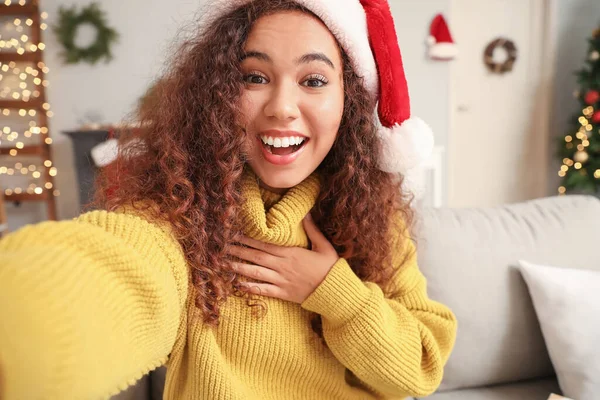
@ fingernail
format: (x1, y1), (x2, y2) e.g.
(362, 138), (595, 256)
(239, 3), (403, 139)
(305, 213), (312, 221)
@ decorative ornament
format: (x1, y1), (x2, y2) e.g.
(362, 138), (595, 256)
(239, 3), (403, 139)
(590, 50), (600, 62)
(584, 90), (600, 105)
(483, 37), (517, 74)
(91, 133), (144, 167)
(427, 14), (458, 61)
(91, 137), (119, 167)
(76, 109), (105, 130)
(592, 110), (600, 123)
(53, 2), (119, 65)
(574, 150), (589, 163)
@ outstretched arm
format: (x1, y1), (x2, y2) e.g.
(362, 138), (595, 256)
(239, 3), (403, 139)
(0, 210), (189, 399)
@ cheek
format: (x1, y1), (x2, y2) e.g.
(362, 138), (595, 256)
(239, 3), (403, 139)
(308, 92), (344, 139)
(239, 92), (257, 126)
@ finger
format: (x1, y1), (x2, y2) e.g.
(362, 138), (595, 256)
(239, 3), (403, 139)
(302, 214), (329, 251)
(232, 262), (281, 285)
(236, 235), (285, 257)
(240, 281), (286, 300)
(227, 244), (279, 270)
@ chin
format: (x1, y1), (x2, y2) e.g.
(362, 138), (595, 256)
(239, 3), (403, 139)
(250, 164), (312, 191)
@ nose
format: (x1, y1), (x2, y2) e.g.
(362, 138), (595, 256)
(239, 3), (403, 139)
(263, 81), (300, 121)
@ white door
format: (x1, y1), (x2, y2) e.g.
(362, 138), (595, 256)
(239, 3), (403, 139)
(448, 0), (554, 207)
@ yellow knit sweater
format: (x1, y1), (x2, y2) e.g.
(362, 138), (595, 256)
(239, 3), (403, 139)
(0, 169), (457, 400)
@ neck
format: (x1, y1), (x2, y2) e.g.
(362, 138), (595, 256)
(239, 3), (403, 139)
(240, 167), (321, 247)
(258, 180), (288, 195)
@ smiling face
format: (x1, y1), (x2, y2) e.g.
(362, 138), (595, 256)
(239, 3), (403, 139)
(239, 10), (345, 193)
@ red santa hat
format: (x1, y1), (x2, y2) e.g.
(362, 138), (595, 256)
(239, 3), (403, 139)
(427, 13), (458, 60)
(200, 0), (435, 174)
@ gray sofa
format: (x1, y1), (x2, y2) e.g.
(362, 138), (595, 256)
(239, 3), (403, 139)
(113, 194), (600, 399)
(416, 194), (600, 399)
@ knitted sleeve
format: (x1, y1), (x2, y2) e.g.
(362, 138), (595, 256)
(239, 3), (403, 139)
(0, 210), (189, 400)
(301, 220), (457, 398)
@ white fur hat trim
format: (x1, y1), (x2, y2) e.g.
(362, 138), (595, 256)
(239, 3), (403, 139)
(377, 117), (434, 173)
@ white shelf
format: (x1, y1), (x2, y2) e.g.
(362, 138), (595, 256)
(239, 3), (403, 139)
(403, 146), (445, 208)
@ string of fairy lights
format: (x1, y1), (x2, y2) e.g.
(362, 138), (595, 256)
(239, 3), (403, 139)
(0, 62), (51, 106)
(0, 2), (59, 197)
(557, 104), (600, 195)
(3, 0), (36, 7)
(0, 15), (48, 54)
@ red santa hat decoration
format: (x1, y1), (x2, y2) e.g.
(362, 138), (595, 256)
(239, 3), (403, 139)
(427, 13), (458, 61)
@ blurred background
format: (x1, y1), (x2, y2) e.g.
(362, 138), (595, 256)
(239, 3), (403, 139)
(1, 0), (600, 232)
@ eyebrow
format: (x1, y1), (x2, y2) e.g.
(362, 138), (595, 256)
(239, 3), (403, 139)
(240, 51), (336, 70)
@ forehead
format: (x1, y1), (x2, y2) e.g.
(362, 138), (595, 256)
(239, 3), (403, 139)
(244, 11), (341, 63)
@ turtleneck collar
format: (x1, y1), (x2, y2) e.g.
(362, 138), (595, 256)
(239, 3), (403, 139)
(240, 167), (321, 248)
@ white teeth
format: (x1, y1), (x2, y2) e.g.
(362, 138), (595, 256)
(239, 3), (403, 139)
(260, 135), (307, 148)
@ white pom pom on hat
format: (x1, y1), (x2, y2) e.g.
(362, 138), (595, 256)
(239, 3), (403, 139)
(199, 0), (435, 173)
(377, 118), (435, 173)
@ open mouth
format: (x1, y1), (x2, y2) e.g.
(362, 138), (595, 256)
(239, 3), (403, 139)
(259, 136), (309, 156)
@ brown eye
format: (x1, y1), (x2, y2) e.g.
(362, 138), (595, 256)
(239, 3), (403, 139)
(244, 73), (268, 85)
(302, 74), (328, 88)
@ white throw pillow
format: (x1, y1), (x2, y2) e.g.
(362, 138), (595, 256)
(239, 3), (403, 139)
(518, 260), (600, 400)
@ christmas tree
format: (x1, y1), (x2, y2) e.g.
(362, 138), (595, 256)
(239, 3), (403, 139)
(557, 26), (600, 195)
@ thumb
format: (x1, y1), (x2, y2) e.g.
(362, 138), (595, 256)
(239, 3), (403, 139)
(302, 213), (327, 251)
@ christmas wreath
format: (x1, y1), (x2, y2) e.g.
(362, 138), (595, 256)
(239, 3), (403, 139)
(53, 2), (119, 65)
(483, 38), (518, 74)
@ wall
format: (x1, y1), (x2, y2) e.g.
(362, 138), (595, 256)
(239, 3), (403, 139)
(4, 0), (452, 230)
(548, 0), (600, 194)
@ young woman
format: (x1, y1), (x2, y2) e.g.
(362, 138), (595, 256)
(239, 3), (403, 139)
(0, 0), (457, 399)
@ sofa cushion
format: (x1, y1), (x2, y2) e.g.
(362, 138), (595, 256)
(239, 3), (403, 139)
(415, 195), (600, 391)
(519, 260), (600, 400)
(110, 374), (150, 400)
(418, 377), (561, 400)
(150, 366), (167, 400)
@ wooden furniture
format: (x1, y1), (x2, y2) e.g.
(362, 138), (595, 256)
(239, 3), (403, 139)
(0, 0), (58, 221)
(63, 129), (113, 210)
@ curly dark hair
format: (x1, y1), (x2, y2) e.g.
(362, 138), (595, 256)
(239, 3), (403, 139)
(92, 0), (414, 342)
